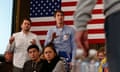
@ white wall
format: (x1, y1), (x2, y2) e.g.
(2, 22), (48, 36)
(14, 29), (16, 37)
(0, 0), (13, 54)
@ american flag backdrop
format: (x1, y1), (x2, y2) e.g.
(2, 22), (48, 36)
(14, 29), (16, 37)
(30, 0), (105, 45)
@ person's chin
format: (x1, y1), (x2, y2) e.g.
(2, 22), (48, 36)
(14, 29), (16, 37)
(31, 58), (36, 60)
(47, 58), (52, 61)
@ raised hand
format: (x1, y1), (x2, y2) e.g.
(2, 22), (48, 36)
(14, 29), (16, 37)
(51, 32), (58, 40)
(30, 39), (36, 45)
(75, 30), (89, 56)
(9, 36), (15, 44)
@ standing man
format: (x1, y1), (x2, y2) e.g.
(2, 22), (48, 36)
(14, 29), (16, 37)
(44, 10), (76, 71)
(6, 17), (42, 72)
(74, 0), (120, 72)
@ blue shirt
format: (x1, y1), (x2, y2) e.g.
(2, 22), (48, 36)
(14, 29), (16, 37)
(44, 25), (76, 62)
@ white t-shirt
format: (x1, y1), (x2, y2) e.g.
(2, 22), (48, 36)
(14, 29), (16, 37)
(6, 31), (42, 68)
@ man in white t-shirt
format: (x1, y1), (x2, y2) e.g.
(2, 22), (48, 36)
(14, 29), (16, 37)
(6, 17), (42, 72)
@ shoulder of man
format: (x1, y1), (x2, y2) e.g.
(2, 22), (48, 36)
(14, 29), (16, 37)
(29, 32), (38, 37)
(12, 32), (21, 36)
(24, 60), (32, 66)
(65, 25), (75, 31)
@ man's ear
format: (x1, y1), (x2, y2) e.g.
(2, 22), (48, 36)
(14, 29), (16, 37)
(21, 23), (23, 29)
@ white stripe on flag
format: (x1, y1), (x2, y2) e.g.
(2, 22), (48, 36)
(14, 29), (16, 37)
(30, 24), (104, 31)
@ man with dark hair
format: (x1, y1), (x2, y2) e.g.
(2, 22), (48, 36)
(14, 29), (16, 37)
(53, 10), (64, 17)
(44, 10), (76, 72)
(23, 44), (43, 72)
(27, 44), (40, 52)
(6, 17), (42, 72)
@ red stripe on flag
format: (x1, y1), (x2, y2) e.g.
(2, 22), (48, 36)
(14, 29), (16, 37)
(61, 2), (77, 6)
(31, 21), (56, 26)
(88, 29), (105, 34)
(64, 11), (74, 16)
(97, 0), (103, 4)
(64, 9), (103, 16)
(32, 31), (47, 35)
(89, 39), (105, 44)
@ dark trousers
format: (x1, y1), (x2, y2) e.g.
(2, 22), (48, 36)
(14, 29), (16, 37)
(13, 66), (23, 72)
(105, 11), (120, 72)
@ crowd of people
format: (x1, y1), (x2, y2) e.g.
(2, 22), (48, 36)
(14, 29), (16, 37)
(0, 10), (109, 72)
(0, 44), (108, 72)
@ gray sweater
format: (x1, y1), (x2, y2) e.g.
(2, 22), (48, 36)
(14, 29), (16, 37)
(74, 0), (120, 31)
(52, 60), (66, 72)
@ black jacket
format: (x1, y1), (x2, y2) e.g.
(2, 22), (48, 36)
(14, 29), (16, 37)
(42, 56), (61, 72)
(23, 60), (44, 72)
(0, 62), (13, 72)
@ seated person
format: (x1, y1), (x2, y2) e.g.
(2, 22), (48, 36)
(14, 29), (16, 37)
(23, 45), (43, 72)
(0, 51), (13, 72)
(97, 49), (108, 72)
(42, 43), (66, 72)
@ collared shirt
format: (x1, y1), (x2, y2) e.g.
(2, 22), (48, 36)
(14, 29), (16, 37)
(44, 25), (76, 62)
(6, 31), (42, 68)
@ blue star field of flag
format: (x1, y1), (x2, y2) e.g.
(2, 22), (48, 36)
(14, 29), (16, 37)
(30, 0), (61, 17)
